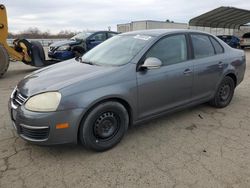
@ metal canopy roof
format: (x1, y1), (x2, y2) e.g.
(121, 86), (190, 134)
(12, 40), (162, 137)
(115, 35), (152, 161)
(189, 6), (250, 29)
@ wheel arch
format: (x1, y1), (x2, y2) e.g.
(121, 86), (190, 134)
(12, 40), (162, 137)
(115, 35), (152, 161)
(225, 73), (237, 87)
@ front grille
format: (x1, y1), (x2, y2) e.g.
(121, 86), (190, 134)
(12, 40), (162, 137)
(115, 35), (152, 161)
(20, 124), (49, 141)
(11, 89), (28, 108)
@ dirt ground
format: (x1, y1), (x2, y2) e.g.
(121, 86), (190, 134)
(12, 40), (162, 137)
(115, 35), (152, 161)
(0, 50), (250, 188)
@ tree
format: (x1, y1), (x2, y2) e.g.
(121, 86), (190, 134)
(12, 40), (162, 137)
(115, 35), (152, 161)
(8, 28), (79, 39)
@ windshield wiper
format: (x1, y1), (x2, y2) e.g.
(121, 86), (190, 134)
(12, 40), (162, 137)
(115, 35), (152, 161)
(76, 57), (93, 64)
(82, 61), (94, 65)
(75, 56), (98, 66)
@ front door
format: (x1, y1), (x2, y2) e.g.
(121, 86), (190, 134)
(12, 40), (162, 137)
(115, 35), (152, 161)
(137, 34), (194, 119)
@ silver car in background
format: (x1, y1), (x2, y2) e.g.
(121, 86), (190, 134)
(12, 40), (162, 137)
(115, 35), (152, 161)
(9, 29), (246, 151)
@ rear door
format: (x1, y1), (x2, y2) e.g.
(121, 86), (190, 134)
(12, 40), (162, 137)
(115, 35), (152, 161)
(137, 34), (194, 119)
(190, 34), (225, 101)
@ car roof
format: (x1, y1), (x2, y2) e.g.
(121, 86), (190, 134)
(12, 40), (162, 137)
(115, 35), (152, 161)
(119, 29), (211, 37)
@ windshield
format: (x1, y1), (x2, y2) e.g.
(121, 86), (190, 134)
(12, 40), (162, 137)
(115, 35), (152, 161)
(218, 35), (232, 43)
(243, 33), (250, 38)
(82, 35), (153, 66)
(71, 32), (93, 40)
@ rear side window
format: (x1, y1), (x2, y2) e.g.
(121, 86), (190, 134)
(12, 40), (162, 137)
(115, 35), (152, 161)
(145, 34), (187, 66)
(191, 34), (215, 59)
(210, 37), (224, 54)
(107, 33), (117, 38)
(91, 33), (107, 41)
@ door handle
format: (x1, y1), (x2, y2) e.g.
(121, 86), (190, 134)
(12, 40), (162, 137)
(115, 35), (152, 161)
(183, 69), (192, 75)
(218, 62), (223, 68)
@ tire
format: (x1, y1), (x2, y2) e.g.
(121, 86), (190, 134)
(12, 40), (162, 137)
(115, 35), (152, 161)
(72, 46), (85, 58)
(209, 76), (235, 108)
(17, 39), (33, 57)
(79, 101), (129, 151)
(30, 41), (46, 62)
(0, 45), (9, 78)
(28, 41), (48, 67)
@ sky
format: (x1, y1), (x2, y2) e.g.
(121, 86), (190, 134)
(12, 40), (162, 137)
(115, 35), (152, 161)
(2, 0), (250, 34)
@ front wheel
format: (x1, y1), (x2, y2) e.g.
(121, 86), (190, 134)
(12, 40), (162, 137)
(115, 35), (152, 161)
(79, 101), (129, 151)
(209, 76), (235, 108)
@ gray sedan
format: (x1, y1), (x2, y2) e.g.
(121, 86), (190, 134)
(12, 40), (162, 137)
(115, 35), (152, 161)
(9, 29), (246, 151)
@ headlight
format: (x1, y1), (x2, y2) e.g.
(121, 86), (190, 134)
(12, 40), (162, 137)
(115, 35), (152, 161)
(25, 92), (61, 112)
(56, 45), (70, 51)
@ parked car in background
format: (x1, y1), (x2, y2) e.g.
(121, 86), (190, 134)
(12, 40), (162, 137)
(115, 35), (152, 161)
(240, 32), (250, 49)
(217, 35), (240, 49)
(9, 29), (246, 151)
(48, 31), (118, 60)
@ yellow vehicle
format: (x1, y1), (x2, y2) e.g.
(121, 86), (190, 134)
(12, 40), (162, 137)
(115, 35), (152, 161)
(0, 4), (58, 77)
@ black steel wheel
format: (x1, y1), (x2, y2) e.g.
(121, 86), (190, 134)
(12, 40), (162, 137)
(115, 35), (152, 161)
(79, 101), (129, 151)
(93, 111), (120, 140)
(209, 76), (235, 108)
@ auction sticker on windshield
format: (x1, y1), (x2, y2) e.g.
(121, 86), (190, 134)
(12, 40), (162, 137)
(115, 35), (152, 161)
(134, 35), (152, 40)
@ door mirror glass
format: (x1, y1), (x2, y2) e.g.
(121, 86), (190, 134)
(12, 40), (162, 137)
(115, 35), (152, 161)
(141, 57), (162, 69)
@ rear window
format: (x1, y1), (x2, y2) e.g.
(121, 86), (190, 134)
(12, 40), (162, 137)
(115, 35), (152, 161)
(210, 37), (224, 54)
(191, 34), (215, 59)
(107, 33), (117, 38)
(218, 35), (232, 40)
(243, 33), (250, 38)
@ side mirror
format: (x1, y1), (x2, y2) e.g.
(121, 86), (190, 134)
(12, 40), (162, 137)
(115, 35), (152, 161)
(141, 57), (162, 70)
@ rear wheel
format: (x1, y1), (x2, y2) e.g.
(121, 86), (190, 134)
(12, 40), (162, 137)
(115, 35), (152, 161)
(79, 101), (129, 151)
(209, 76), (235, 108)
(30, 41), (47, 66)
(0, 45), (9, 78)
(30, 41), (45, 61)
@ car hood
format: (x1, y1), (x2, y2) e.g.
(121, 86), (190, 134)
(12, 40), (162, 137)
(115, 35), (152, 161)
(50, 40), (81, 48)
(17, 59), (118, 97)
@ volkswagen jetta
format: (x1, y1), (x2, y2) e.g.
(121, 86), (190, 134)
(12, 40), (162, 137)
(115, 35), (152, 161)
(9, 29), (246, 151)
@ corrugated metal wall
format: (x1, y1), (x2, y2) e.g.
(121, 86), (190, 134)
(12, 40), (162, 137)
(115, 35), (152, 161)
(117, 21), (187, 32)
(146, 21), (188, 30)
(117, 20), (250, 37)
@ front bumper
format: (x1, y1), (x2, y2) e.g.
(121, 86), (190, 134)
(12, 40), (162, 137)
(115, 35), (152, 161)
(8, 100), (86, 145)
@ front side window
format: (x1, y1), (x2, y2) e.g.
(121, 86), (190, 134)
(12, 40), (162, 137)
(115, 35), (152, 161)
(91, 33), (107, 41)
(145, 34), (188, 66)
(191, 34), (215, 59)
